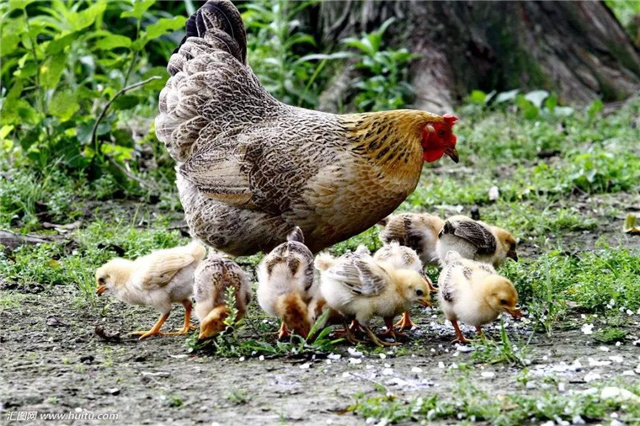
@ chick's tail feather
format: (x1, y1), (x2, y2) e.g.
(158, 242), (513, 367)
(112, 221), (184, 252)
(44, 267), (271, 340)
(314, 253), (336, 271)
(276, 293), (310, 338)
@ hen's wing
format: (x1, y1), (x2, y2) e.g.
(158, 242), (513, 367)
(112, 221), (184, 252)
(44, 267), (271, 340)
(180, 124), (342, 214)
(156, 0), (283, 163)
(327, 254), (387, 297)
(441, 220), (496, 255)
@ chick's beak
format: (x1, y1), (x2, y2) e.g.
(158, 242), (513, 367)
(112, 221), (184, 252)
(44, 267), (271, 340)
(445, 147), (459, 163)
(96, 285), (107, 296)
(505, 306), (523, 319)
(508, 251), (518, 261)
(419, 297), (431, 307)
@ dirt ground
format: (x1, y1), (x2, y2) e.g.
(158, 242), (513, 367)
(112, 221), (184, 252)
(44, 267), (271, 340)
(1, 280), (639, 425)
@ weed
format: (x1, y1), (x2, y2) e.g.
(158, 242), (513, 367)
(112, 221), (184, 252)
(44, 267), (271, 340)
(471, 321), (531, 367)
(594, 327), (628, 344)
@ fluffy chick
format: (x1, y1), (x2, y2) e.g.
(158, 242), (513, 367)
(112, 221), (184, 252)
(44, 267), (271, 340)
(257, 227), (316, 339)
(373, 241), (434, 331)
(436, 215), (517, 268)
(193, 252), (252, 342)
(438, 251), (522, 343)
(315, 246), (431, 346)
(378, 213), (445, 266)
(95, 241), (206, 340)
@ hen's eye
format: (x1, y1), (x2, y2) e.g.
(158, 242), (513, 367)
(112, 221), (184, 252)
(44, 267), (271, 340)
(416, 290), (424, 296)
(438, 130), (446, 138)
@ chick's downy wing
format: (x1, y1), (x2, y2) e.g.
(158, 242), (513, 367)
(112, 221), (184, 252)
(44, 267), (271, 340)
(327, 255), (387, 297)
(449, 221), (496, 255)
(139, 253), (200, 290)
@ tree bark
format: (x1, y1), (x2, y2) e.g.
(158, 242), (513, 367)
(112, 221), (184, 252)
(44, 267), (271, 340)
(313, 0), (640, 113)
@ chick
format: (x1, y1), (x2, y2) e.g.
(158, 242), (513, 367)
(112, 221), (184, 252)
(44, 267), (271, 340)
(373, 241), (434, 331)
(315, 246), (431, 346)
(436, 215), (518, 268)
(257, 227), (316, 339)
(193, 252), (252, 342)
(438, 251), (522, 343)
(379, 213), (445, 266)
(95, 241), (206, 340)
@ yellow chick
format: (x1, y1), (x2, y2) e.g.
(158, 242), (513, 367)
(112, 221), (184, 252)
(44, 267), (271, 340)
(438, 251), (522, 343)
(95, 241), (206, 340)
(315, 246), (431, 346)
(436, 215), (517, 268)
(373, 241), (434, 331)
(193, 252), (252, 342)
(257, 227), (316, 339)
(379, 213), (445, 266)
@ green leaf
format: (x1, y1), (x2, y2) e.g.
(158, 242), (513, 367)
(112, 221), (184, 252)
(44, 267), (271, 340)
(49, 90), (80, 122)
(142, 66), (169, 90)
(46, 33), (78, 55)
(469, 90), (487, 105)
(96, 34), (132, 50)
(69, 2), (107, 32)
(40, 53), (65, 89)
(121, 0), (155, 20)
(1, 32), (21, 56)
(587, 99), (603, 118)
(544, 94), (558, 112)
(515, 94), (539, 119)
(112, 94), (140, 111)
(8, 0), (35, 11)
(145, 16), (186, 40)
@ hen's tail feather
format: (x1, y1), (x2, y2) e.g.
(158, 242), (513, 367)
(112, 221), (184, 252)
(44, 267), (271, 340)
(173, 0), (246, 65)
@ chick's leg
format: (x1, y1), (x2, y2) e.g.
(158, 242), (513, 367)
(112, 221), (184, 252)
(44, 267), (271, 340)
(169, 300), (197, 335)
(277, 322), (289, 340)
(393, 311), (417, 332)
(132, 312), (170, 340)
(451, 320), (469, 344)
(379, 317), (407, 340)
(363, 325), (400, 347)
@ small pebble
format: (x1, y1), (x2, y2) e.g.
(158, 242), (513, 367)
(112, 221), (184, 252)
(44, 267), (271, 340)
(411, 367), (423, 373)
(349, 358), (362, 365)
(382, 368), (394, 376)
(481, 372), (495, 379)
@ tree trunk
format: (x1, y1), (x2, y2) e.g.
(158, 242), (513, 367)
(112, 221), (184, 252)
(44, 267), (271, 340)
(313, 0), (640, 113)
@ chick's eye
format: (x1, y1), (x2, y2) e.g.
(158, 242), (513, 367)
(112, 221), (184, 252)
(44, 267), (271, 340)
(438, 130), (446, 138)
(98, 277), (105, 284)
(500, 299), (507, 305)
(416, 290), (424, 296)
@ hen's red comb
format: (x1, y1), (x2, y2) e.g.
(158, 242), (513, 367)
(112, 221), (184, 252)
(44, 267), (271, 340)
(443, 114), (458, 126)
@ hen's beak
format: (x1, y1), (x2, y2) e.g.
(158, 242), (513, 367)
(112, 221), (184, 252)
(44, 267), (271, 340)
(445, 147), (459, 163)
(505, 306), (523, 319)
(419, 297), (431, 307)
(507, 250), (518, 261)
(96, 285), (107, 296)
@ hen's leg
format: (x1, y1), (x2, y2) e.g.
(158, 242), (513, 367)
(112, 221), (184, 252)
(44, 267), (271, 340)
(394, 311), (417, 332)
(451, 320), (469, 344)
(132, 312), (170, 340)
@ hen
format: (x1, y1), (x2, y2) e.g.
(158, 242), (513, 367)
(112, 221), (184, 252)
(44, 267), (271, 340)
(156, 0), (459, 256)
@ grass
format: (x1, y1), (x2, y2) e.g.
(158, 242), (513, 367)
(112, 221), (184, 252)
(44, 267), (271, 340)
(349, 379), (640, 425)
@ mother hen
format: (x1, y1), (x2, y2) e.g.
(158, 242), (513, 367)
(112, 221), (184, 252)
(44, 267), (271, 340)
(156, 0), (459, 256)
